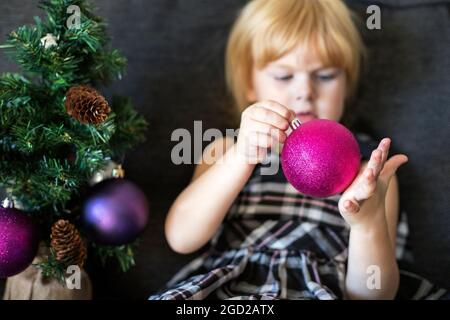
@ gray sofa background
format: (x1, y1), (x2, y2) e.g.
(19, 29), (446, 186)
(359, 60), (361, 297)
(0, 0), (448, 299)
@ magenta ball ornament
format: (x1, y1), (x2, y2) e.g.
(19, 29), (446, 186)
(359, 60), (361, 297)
(281, 119), (361, 198)
(81, 178), (149, 245)
(0, 207), (40, 278)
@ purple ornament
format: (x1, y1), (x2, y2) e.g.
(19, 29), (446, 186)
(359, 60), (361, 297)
(0, 207), (40, 278)
(281, 119), (361, 198)
(81, 179), (149, 245)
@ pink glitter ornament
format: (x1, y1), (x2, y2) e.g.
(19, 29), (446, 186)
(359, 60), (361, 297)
(281, 119), (361, 198)
(0, 206), (39, 278)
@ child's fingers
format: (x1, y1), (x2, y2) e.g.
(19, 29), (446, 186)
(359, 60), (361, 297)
(342, 198), (360, 214)
(241, 119), (284, 135)
(367, 149), (383, 178)
(255, 124), (287, 143)
(368, 138), (391, 178)
(381, 154), (409, 181)
(248, 132), (278, 148)
(258, 100), (296, 122)
(362, 138), (394, 186)
(249, 106), (291, 130)
(379, 138), (391, 164)
(353, 167), (377, 202)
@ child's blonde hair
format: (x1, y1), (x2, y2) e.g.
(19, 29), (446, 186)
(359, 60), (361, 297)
(225, 0), (365, 111)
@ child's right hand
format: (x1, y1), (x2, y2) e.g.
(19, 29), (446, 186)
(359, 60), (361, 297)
(236, 100), (295, 164)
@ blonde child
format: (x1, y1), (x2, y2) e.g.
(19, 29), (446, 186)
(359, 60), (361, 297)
(150, 0), (447, 300)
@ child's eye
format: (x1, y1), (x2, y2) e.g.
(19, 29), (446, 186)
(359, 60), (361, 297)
(274, 75), (293, 81)
(315, 72), (337, 82)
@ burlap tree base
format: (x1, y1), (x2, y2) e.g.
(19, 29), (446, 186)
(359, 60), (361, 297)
(2, 244), (92, 300)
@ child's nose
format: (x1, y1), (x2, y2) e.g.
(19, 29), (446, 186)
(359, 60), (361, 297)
(294, 77), (315, 102)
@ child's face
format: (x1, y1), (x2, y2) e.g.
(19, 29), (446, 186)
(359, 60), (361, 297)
(247, 44), (347, 124)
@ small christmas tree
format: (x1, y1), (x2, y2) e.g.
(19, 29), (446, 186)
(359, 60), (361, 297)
(0, 0), (148, 283)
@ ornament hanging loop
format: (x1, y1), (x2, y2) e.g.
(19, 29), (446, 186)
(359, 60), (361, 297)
(112, 164), (125, 178)
(290, 118), (302, 130)
(2, 197), (15, 209)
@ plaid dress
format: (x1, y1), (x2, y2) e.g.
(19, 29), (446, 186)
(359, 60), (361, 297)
(150, 133), (448, 300)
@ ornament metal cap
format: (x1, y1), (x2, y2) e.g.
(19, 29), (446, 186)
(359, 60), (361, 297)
(112, 164), (125, 178)
(290, 118), (302, 130)
(89, 161), (125, 185)
(1, 197), (15, 209)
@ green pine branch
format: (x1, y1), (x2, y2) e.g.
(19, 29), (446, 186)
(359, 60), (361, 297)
(92, 241), (139, 273)
(109, 95), (148, 155)
(34, 248), (68, 285)
(0, 0), (148, 280)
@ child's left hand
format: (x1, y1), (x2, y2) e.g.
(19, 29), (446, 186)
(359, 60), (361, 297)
(338, 138), (409, 227)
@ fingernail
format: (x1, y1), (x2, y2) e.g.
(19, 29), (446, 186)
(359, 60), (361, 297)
(290, 111), (296, 121)
(346, 201), (354, 211)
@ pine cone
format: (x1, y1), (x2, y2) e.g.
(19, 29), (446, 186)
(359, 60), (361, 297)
(64, 85), (111, 125)
(50, 220), (87, 268)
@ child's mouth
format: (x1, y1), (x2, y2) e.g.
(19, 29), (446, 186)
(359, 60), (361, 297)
(296, 111), (317, 123)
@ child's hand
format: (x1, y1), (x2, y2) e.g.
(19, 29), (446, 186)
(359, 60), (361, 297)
(338, 138), (408, 227)
(236, 100), (295, 164)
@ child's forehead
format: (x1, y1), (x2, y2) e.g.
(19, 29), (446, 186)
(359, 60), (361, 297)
(263, 44), (335, 70)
